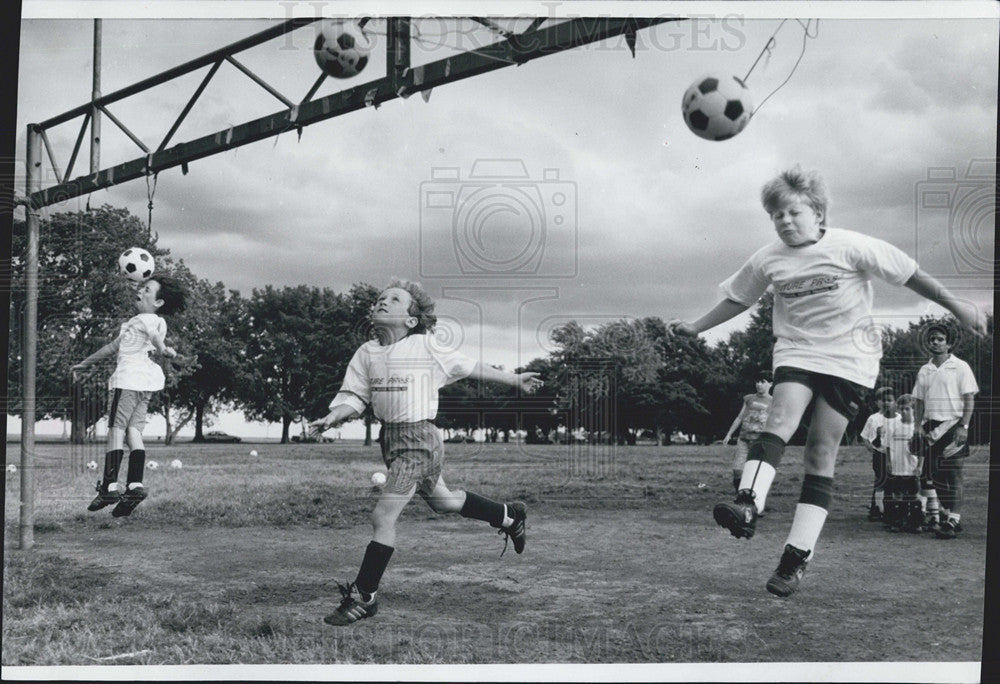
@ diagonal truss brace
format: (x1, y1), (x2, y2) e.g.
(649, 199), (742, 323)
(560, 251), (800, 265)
(28, 16), (679, 208)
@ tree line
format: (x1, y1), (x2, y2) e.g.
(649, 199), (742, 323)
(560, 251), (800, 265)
(9, 207), (993, 446)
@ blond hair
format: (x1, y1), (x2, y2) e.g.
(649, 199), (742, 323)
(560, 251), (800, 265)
(761, 165), (830, 225)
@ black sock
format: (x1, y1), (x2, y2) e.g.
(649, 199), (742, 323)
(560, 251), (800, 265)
(800, 473), (834, 509)
(126, 449), (146, 484)
(355, 541), (394, 600)
(747, 432), (786, 470)
(732, 474), (741, 495)
(102, 449), (124, 489)
(459, 491), (505, 527)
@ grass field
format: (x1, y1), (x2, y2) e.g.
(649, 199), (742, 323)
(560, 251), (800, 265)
(2, 439), (990, 668)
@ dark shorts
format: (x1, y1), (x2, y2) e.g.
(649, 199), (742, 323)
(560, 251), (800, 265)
(885, 474), (919, 498)
(871, 450), (887, 488)
(773, 366), (866, 421)
(378, 421), (443, 496)
(107, 388), (153, 431)
(922, 420), (970, 484)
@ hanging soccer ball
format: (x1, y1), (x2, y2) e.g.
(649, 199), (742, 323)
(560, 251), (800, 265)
(119, 247), (154, 282)
(681, 74), (754, 141)
(314, 20), (373, 79)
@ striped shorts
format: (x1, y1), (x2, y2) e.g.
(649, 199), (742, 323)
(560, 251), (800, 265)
(378, 420), (443, 496)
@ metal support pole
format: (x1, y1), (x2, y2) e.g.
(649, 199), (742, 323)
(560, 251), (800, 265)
(91, 19), (102, 173)
(20, 126), (41, 550)
(388, 18), (411, 96)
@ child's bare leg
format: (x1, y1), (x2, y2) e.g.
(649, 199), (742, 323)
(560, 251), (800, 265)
(783, 397), (847, 551)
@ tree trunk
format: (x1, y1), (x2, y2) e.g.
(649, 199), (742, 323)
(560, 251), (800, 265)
(193, 403), (206, 442)
(281, 414), (292, 444)
(163, 393), (173, 445)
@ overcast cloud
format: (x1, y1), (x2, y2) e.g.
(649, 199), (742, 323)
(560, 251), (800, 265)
(13, 6), (997, 425)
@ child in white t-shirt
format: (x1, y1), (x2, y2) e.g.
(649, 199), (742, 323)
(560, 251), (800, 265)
(859, 386), (896, 521)
(880, 394), (922, 532)
(310, 279), (542, 626)
(72, 276), (187, 517)
(669, 165), (986, 598)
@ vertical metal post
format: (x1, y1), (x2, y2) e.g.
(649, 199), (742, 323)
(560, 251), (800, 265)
(20, 126), (41, 550)
(90, 19), (102, 173)
(387, 17), (410, 94)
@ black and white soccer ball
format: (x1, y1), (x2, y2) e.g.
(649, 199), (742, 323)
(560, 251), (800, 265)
(314, 20), (373, 79)
(681, 74), (754, 141)
(118, 247), (154, 282)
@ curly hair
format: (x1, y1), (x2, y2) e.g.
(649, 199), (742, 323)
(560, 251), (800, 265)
(387, 278), (437, 334)
(148, 275), (187, 316)
(760, 165), (830, 225)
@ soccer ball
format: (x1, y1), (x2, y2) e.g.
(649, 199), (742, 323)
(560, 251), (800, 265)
(86, 460), (98, 471)
(371, 471), (387, 487)
(6, 464), (16, 474)
(119, 247), (155, 282)
(681, 74), (754, 141)
(147, 460), (159, 470)
(170, 459), (183, 469)
(314, 20), (373, 79)
(249, 450), (258, 457)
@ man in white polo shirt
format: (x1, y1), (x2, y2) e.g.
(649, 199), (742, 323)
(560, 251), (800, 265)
(912, 323), (978, 540)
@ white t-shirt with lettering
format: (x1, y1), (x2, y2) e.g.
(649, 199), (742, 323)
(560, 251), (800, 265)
(331, 333), (477, 423)
(719, 228), (918, 388)
(108, 313), (167, 391)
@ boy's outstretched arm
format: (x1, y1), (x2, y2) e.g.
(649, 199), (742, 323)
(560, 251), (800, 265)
(71, 337), (121, 381)
(668, 298), (750, 337)
(904, 268), (987, 337)
(468, 362), (542, 393)
(309, 404), (362, 435)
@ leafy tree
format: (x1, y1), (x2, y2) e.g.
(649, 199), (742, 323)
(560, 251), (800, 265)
(237, 283), (378, 443)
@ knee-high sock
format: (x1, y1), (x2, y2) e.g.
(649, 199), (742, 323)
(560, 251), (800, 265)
(126, 449), (146, 484)
(785, 474), (834, 555)
(355, 541), (394, 599)
(459, 491), (505, 527)
(101, 449), (124, 489)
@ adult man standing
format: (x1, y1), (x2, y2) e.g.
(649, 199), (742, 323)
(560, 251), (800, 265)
(912, 323), (979, 540)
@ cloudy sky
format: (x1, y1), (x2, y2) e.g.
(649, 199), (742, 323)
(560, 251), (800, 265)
(12, 2), (998, 437)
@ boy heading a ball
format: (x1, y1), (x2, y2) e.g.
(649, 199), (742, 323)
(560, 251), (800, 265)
(72, 276), (189, 517)
(310, 279), (542, 626)
(669, 165), (986, 598)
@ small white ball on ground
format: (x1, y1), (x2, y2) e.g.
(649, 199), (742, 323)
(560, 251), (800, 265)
(6, 464), (17, 473)
(371, 471), (387, 487)
(249, 450), (258, 457)
(170, 459), (183, 469)
(697, 482), (707, 489)
(147, 461), (159, 470)
(86, 460), (98, 471)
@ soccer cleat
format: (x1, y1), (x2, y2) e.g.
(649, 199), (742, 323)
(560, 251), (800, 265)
(498, 502), (527, 556)
(87, 482), (121, 511)
(111, 485), (148, 518)
(766, 544), (811, 597)
(935, 520), (958, 539)
(867, 505), (883, 522)
(713, 489), (758, 539)
(324, 582), (378, 626)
